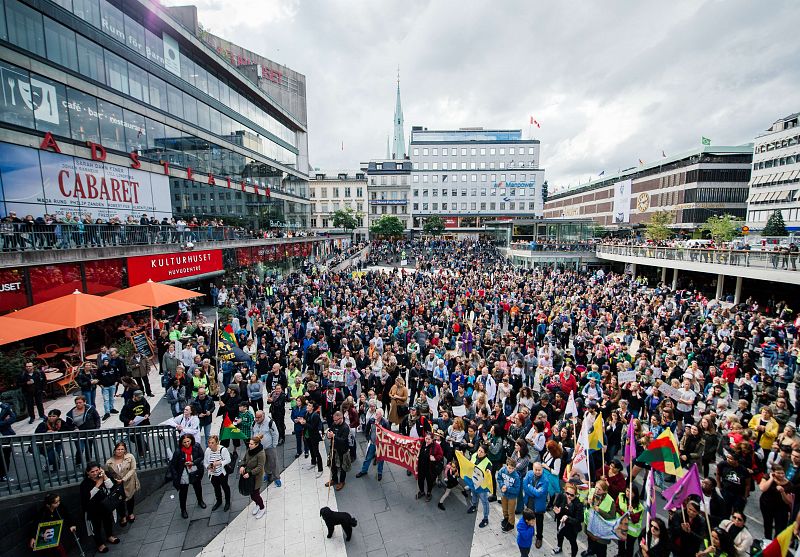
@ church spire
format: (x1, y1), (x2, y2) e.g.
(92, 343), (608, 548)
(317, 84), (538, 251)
(392, 68), (405, 159)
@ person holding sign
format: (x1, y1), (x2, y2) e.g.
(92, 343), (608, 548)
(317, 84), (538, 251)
(29, 493), (76, 556)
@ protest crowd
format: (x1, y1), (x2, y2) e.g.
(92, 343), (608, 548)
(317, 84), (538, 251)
(18, 238), (800, 557)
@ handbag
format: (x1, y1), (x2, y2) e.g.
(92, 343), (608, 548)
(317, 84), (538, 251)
(237, 473), (255, 496)
(224, 450), (238, 475)
(397, 404), (409, 418)
(100, 482), (126, 513)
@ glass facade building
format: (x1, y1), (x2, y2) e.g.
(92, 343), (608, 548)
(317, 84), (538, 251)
(0, 0), (310, 227)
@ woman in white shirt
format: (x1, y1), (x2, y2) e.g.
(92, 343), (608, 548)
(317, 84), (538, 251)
(203, 435), (231, 511)
(174, 405), (201, 440)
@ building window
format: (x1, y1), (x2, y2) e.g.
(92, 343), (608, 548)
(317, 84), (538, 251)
(471, 148), (476, 155)
(413, 148), (419, 156)
(344, 187), (351, 197)
(471, 202), (477, 210)
(490, 202), (496, 210)
(509, 147), (515, 155)
(422, 189), (428, 196)
(471, 174), (477, 182)
(510, 202), (515, 210)
(480, 202), (486, 210)
(432, 175), (438, 183)
(500, 148), (505, 155)
(528, 147), (535, 155)
(432, 189), (438, 197)
(432, 203), (438, 210)
(6, 0), (45, 56)
(461, 162), (467, 170)
(442, 202), (447, 210)
(413, 203), (419, 211)
(480, 148), (486, 155)
(423, 175), (429, 183)
(321, 187), (327, 198)
(461, 148), (467, 156)
(333, 187), (340, 197)
(413, 189), (419, 197)
(413, 175), (419, 183)
(490, 148), (496, 155)
(461, 202), (467, 210)
(357, 187), (363, 197)
(500, 202), (506, 210)
(423, 148), (429, 156)
(432, 162), (439, 170)
(423, 203), (429, 210)
(432, 148), (438, 155)
(461, 189), (467, 196)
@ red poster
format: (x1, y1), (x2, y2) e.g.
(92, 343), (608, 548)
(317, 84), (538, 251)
(127, 249), (223, 285)
(375, 425), (422, 477)
(0, 268), (28, 313)
(444, 217), (459, 228)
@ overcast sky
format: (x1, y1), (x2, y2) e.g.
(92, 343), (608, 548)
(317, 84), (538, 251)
(172, 0), (800, 190)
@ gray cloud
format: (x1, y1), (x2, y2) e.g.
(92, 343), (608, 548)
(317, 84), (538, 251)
(171, 0), (800, 187)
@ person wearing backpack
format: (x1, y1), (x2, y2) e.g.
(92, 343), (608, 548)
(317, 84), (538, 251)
(251, 409), (281, 487)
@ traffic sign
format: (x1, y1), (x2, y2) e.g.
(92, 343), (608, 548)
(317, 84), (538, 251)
(741, 225), (750, 235)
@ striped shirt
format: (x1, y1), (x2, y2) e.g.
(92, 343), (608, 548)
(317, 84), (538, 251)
(204, 447), (229, 477)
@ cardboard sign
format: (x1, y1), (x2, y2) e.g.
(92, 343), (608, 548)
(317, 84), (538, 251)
(658, 383), (681, 401)
(618, 370), (637, 383)
(375, 425), (421, 477)
(329, 367), (345, 383)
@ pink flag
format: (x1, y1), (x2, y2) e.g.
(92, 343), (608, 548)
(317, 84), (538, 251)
(662, 463), (702, 511)
(623, 417), (636, 466)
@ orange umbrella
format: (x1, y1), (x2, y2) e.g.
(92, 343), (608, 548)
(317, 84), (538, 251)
(105, 279), (204, 336)
(105, 279), (204, 307)
(0, 316), (67, 346)
(7, 290), (148, 359)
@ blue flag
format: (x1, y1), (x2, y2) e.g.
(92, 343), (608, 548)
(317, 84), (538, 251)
(542, 468), (561, 496)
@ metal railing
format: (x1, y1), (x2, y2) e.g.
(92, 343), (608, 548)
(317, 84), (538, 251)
(0, 223), (269, 252)
(0, 425), (178, 500)
(596, 244), (800, 271)
(509, 242), (599, 252)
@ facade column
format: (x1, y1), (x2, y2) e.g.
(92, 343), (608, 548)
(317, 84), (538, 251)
(630, 263), (637, 279)
(661, 267), (668, 283)
(734, 276), (743, 305)
(715, 273), (725, 300)
(672, 268), (679, 290)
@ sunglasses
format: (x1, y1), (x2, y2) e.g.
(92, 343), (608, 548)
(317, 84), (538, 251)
(565, 492), (575, 498)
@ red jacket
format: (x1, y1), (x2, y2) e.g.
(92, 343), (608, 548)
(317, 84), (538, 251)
(559, 372), (578, 396)
(720, 362), (738, 384)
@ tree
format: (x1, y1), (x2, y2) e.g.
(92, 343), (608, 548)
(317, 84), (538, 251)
(644, 210), (674, 241)
(590, 224), (610, 239)
(422, 215), (446, 236)
(763, 210), (789, 236)
(332, 207), (361, 236)
(370, 215), (405, 238)
(701, 213), (742, 243)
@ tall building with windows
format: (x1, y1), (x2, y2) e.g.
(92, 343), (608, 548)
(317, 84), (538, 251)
(746, 113), (800, 231)
(309, 171), (368, 240)
(0, 0), (310, 228)
(361, 160), (412, 232)
(409, 128), (545, 229)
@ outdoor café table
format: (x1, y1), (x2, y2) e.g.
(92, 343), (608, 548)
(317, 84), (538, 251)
(84, 353), (99, 361)
(37, 352), (58, 361)
(52, 347), (73, 354)
(44, 368), (64, 398)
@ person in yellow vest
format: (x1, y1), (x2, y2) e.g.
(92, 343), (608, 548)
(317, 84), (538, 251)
(583, 479), (615, 557)
(289, 375), (306, 408)
(615, 487), (644, 557)
(466, 445), (493, 529)
(191, 367), (208, 400)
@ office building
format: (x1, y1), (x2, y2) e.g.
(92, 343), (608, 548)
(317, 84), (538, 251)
(309, 171), (368, 240)
(543, 146), (752, 230)
(746, 113), (800, 230)
(361, 160), (412, 232)
(409, 128), (545, 229)
(0, 0), (310, 229)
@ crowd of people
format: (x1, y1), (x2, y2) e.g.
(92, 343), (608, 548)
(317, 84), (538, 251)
(0, 211), (317, 252)
(19, 237), (800, 556)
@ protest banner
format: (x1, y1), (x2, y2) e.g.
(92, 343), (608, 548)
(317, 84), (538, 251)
(618, 370), (637, 383)
(658, 383), (681, 401)
(375, 425), (422, 477)
(329, 367), (345, 382)
(33, 520), (63, 551)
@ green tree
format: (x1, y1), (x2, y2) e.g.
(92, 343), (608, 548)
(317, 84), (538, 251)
(763, 210), (789, 236)
(422, 215), (446, 236)
(370, 215), (405, 238)
(332, 207), (361, 237)
(644, 210), (674, 241)
(701, 213), (742, 243)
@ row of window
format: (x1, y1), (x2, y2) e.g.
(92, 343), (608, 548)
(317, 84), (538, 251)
(0, 0), (296, 166)
(413, 161), (536, 171)
(413, 173), (537, 184)
(412, 146), (536, 157)
(369, 205), (407, 215)
(47, 0), (295, 147)
(413, 202), (537, 212)
(370, 191), (407, 200)
(413, 188), (536, 198)
(753, 154), (798, 170)
(748, 208), (800, 223)
(683, 187), (749, 204)
(369, 175), (409, 186)
(0, 60), (305, 197)
(756, 133), (799, 153)
(312, 217), (364, 228)
(313, 202), (365, 213)
(310, 187), (364, 199)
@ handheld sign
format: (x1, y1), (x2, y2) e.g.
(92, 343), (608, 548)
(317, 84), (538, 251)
(33, 520), (63, 551)
(329, 367), (345, 383)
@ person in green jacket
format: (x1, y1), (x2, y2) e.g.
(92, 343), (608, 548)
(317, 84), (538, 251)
(616, 487), (644, 557)
(583, 479), (616, 557)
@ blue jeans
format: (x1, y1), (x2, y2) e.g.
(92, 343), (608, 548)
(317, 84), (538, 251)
(81, 389), (97, 410)
(201, 423), (212, 445)
(359, 442), (384, 475)
(470, 489), (490, 519)
(101, 385), (116, 414)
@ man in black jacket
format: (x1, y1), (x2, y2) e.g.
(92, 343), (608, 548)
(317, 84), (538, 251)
(66, 395), (101, 465)
(120, 391), (151, 457)
(325, 411), (351, 491)
(191, 386), (216, 446)
(18, 361), (46, 423)
(97, 358), (119, 421)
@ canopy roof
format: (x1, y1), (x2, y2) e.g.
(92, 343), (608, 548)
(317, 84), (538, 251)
(7, 290), (148, 328)
(0, 316), (67, 346)
(104, 279), (203, 307)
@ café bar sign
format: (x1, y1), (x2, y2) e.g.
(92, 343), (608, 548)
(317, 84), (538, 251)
(127, 249), (223, 286)
(39, 133), (271, 197)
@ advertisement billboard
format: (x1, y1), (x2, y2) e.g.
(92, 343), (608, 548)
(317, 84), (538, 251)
(0, 143), (171, 220)
(127, 249), (224, 285)
(612, 179), (632, 224)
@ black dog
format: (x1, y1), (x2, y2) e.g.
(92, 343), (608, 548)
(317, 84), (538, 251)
(320, 506), (358, 541)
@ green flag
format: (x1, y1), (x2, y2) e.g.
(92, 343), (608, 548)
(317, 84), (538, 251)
(701, 137), (711, 146)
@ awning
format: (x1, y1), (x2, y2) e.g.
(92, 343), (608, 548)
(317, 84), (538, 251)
(775, 190), (792, 202)
(0, 316), (67, 346)
(7, 290), (148, 328)
(105, 279), (204, 308)
(752, 175), (764, 185)
(790, 170), (800, 180)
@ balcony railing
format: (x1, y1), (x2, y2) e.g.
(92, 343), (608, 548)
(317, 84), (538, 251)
(596, 244), (800, 271)
(0, 223), (305, 252)
(0, 425), (178, 500)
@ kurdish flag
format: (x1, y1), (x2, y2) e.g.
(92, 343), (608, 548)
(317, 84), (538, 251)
(756, 523), (794, 557)
(219, 414), (248, 441)
(220, 323), (237, 345)
(636, 428), (684, 477)
(455, 450), (494, 494)
(588, 413), (605, 451)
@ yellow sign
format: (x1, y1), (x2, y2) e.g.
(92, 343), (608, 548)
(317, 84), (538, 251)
(741, 225), (750, 235)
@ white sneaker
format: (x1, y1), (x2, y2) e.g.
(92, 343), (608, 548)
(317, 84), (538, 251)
(251, 504), (259, 515)
(255, 507), (265, 519)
